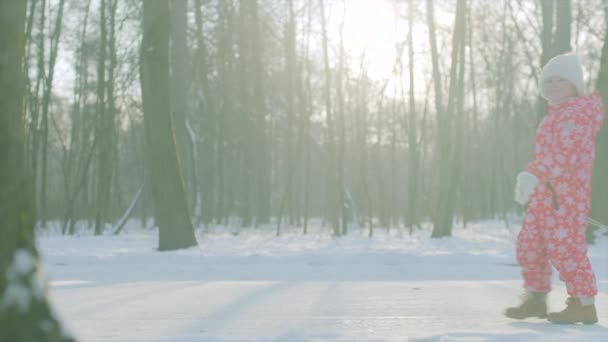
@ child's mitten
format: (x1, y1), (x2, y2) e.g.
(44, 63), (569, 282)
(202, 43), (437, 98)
(515, 171), (538, 205)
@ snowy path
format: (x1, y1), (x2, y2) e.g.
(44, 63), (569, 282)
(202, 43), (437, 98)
(39, 221), (608, 341)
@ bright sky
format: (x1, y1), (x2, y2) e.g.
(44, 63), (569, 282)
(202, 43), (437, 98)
(52, 1), (450, 103)
(330, 0), (442, 98)
(339, 0), (400, 80)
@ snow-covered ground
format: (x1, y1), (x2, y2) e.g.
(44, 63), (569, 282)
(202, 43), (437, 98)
(38, 219), (608, 342)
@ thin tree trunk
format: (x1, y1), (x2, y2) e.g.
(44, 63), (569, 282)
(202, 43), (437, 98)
(30, 0), (46, 227)
(214, 0), (233, 225)
(62, 137), (97, 235)
(276, 0), (297, 236)
(194, 0), (214, 226)
(39, 0), (66, 228)
(426, 0), (446, 236)
(302, 0), (314, 234)
(106, 0), (118, 222)
(23, 0), (37, 164)
(374, 100), (388, 231)
(61, 0), (92, 234)
(94, 0), (109, 235)
(355, 53), (373, 236)
(113, 175), (146, 235)
(337, 3), (347, 235)
(465, 3), (479, 223)
(249, 0), (270, 226)
(406, 0), (420, 230)
(237, 0), (254, 228)
(319, 0), (340, 236)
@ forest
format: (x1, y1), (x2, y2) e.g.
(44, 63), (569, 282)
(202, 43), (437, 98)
(1, 0), (607, 340)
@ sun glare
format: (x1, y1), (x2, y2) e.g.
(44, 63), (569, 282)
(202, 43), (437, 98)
(332, 0), (433, 98)
(339, 0), (398, 80)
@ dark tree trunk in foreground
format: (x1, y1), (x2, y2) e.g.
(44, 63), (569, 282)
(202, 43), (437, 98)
(0, 0), (74, 340)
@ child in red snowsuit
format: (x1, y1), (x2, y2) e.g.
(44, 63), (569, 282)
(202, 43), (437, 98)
(505, 53), (605, 324)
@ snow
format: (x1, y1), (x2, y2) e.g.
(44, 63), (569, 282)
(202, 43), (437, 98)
(12, 249), (35, 275)
(37, 219), (608, 341)
(0, 249), (44, 314)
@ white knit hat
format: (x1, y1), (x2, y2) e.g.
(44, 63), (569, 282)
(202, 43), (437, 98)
(541, 53), (586, 96)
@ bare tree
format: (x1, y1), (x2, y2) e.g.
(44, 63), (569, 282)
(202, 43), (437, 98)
(406, 0), (421, 230)
(94, 0), (118, 235)
(276, 0), (298, 236)
(319, 0), (340, 236)
(38, 0), (66, 228)
(301, 0), (315, 234)
(141, 0), (198, 250)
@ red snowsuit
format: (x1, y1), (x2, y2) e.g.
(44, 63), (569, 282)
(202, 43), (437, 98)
(518, 91), (605, 297)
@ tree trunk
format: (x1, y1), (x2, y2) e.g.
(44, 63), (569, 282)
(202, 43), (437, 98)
(374, 101), (388, 231)
(237, 0), (254, 228)
(319, 0), (340, 236)
(590, 2), (608, 239)
(302, 0), (314, 234)
(39, 0), (66, 228)
(337, 5), (347, 235)
(426, 0), (446, 237)
(354, 53), (373, 236)
(61, 0), (92, 235)
(430, 0), (467, 238)
(106, 0), (118, 223)
(23, 0), (38, 175)
(193, 0), (211, 226)
(537, 0), (572, 122)
(141, 0), (198, 251)
(249, 0), (271, 226)
(537, 0), (555, 123)
(553, 0), (572, 55)
(94, 0), (110, 235)
(214, 0), (234, 225)
(170, 0), (192, 210)
(30, 0), (45, 227)
(406, 0), (420, 230)
(540, 0), (555, 67)
(0, 1), (74, 339)
(465, 3), (480, 223)
(276, 0), (297, 236)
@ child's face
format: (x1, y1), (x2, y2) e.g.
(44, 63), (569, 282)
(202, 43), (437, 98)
(542, 76), (578, 104)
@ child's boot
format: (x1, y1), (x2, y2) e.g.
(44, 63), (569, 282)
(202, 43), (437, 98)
(548, 297), (598, 324)
(504, 291), (548, 319)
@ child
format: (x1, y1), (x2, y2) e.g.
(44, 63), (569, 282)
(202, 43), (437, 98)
(505, 53), (605, 324)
